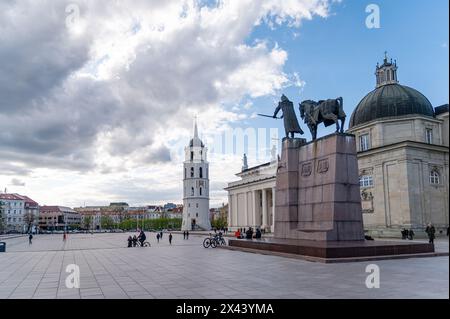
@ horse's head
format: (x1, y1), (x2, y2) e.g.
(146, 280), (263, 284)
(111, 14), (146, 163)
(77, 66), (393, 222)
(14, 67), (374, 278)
(299, 100), (316, 118)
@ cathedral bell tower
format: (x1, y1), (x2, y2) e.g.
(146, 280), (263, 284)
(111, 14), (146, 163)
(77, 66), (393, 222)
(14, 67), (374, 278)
(182, 119), (211, 231)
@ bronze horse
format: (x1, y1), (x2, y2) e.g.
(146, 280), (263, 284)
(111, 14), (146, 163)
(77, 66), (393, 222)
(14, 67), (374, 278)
(299, 97), (346, 140)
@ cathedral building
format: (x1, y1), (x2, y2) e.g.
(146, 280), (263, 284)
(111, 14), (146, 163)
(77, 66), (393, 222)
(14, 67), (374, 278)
(225, 55), (449, 237)
(182, 121), (211, 231)
(348, 55), (449, 237)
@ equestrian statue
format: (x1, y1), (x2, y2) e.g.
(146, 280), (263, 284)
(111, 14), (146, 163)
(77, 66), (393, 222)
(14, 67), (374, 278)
(299, 97), (346, 141)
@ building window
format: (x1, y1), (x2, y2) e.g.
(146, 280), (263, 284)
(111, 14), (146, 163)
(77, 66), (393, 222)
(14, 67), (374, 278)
(199, 167), (203, 178)
(196, 203), (199, 208)
(190, 151), (194, 161)
(430, 169), (440, 185)
(359, 134), (370, 151)
(191, 187), (194, 196)
(190, 167), (194, 178)
(199, 187), (202, 196)
(360, 175), (374, 188)
(426, 128), (433, 144)
(196, 213), (198, 217)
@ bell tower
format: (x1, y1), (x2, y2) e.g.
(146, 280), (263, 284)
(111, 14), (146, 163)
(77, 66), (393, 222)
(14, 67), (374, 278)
(182, 119), (211, 231)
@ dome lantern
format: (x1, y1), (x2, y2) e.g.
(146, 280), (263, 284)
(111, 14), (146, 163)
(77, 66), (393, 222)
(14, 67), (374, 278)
(375, 51), (399, 88)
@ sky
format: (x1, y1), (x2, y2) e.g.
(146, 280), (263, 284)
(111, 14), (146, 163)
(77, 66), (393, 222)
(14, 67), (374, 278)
(0, 0), (448, 208)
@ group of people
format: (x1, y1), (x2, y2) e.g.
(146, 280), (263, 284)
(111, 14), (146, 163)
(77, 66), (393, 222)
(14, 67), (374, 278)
(234, 227), (262, 240)
(401, 228), (415, 240)
(156, 231), (173, 245)
(127, 230), (147, 247)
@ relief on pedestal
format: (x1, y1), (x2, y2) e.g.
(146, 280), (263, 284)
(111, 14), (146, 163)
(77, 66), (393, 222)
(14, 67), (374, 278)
(361, 189), (374, 214)
(301, 162), (312, 177)
(317, 158), (329, 174)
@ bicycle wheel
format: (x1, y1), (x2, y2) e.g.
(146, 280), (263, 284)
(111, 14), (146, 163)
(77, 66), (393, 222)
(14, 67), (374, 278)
(203, 238), (211, 248)
(210, 239), (217, 248)
(143, 242), (151, 247)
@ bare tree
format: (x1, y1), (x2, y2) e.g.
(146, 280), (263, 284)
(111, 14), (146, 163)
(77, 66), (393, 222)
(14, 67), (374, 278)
(23, 212), (35, 233)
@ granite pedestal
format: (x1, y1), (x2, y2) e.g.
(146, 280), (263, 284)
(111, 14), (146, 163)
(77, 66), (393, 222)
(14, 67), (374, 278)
(228, 133), (435, 262)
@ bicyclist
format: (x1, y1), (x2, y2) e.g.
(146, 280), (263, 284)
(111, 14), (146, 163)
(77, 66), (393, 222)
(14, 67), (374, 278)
(138, 230), (147, 247)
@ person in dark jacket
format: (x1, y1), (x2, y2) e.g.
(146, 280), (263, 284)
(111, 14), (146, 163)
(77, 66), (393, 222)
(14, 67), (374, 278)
(246, 228), (253, 240)
(127, 236), (133, 247)
(255, 228), (262, 239)
(156, 233), (160, 243)
(29, 233), (33, 245)
(425, 224), (436, 244)
(186, 231), (189, 240)
(132, 235), (138, 247)
(169, 233), (173, 245)
(138, 231), (146, 247)
(408, 229), (415, 240)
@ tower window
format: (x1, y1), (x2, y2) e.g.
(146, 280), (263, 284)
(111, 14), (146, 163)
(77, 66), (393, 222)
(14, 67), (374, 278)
(190, 151), (194, 161)
(196, 213), (198, 217)
(196, 203), (199, 208)
(429, 169), (440, 185)
(191, 167), (194, 178)
(426, 128), (433, 144)
(191, 187), (194, 196)
(199, 167), (203, 178)
(200, 187), (202, 196)
(359, 134), (370, 151)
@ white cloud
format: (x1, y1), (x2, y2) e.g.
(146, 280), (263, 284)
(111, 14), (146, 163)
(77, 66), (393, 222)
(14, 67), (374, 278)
(0, 0), (333, 206)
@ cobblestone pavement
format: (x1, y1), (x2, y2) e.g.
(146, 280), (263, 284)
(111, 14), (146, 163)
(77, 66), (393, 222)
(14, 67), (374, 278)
(0, 233), (448, 299)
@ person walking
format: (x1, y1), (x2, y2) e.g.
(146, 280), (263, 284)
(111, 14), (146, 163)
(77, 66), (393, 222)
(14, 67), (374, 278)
(156, 233), (160, 243)
(183, 231), (186, 240)
(29, 233), (33, 245)
(160, 231), (163, 239)
(186, 230), (189, 240)
(63, 232), (67, 242)
(169, 233), (173, 245)
(425, 223), (436, 244)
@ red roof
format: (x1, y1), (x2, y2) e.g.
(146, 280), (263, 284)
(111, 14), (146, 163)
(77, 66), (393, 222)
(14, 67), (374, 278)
(0, 193), (38, 206)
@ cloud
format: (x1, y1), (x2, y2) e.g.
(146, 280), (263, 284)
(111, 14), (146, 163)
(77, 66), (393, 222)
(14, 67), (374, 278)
(10, 178), (25, 187)
(0, 0), (333, 205)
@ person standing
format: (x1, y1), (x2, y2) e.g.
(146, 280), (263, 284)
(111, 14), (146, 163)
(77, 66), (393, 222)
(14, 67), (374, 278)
(186, 231), (189, 240)
(29, 233), (33, 245)
(408, 229), (415, 240)
(160, 231), (163, 239)
(183, 231), (186, 240)
(169, 233), (173, 245)
(425, 223), (436, 244)
(63, 232), (67, 242)
(156, 233), (160, 243)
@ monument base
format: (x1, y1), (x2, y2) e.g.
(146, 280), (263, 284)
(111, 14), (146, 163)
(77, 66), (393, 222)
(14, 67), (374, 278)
(227, 238), (437, 263)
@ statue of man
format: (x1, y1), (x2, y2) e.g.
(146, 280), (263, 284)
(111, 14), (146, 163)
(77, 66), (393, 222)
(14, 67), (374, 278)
(273, 94), (304, 139)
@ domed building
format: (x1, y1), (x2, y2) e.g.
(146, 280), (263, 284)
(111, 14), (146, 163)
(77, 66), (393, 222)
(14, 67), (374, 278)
(348, 55), (449, 237)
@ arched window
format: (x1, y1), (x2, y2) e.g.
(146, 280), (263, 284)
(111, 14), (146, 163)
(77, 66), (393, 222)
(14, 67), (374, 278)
(190, 151), (194, 161)
(200, 187), (202, 196)
(199, 167), (203, 178)
(191, 187), (195, 196)
(430, 169), (440, 185)
(191, 167), (194, 178)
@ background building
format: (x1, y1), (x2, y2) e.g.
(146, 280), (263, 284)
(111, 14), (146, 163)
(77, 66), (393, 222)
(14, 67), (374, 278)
(182, 121), (211, 231)
(39, 206), (80, 231)
(0, 193), (39, 233)
(348, 56), (449, 237)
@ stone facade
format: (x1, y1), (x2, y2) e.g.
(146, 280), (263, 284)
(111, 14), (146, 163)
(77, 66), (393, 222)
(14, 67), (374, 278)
(225, 161), (277, 233)
(348, 114), (449, 237)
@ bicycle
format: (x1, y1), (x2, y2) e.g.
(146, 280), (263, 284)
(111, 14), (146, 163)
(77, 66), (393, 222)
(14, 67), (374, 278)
(136, 240), (151, 247)
(203, 233), (226, 248)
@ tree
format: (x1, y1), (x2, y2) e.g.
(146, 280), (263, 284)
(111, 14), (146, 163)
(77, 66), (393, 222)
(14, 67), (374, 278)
(23, 212), (35, 233)
(83, 216), (92, 230)
(101, 216), (115, 230)
(211, 216), (227, 230)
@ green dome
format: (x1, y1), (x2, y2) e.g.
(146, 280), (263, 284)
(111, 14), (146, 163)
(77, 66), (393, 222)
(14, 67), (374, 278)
(349, 84), (434, 129)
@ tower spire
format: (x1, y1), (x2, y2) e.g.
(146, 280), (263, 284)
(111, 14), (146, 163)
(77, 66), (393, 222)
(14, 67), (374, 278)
(194, 116), (199, 139)
(375, 53), (399, 88)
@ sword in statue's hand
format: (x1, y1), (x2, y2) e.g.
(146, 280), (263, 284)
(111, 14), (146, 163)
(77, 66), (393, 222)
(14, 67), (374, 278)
(258, 114), (284, 119)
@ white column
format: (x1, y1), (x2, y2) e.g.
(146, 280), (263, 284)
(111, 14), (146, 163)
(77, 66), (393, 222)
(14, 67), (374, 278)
(228, 194), (232, 228)
(252, 190), (257, 228)
(272, 187), (276, 233)
(244, 192), (248, 228)
(262, 188), (268, 230)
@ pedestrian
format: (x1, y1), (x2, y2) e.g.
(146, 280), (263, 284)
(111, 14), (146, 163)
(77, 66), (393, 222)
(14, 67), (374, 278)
(408, 229), (415, 240)
(127, 236), (133, 247)
(29, 233), (33, 245)
(169, 233), (173, 245)
(186, 230), (189, 240)
(183, 231), (186, 240)
(160, 231), (163, 239)
(425, 223), (436, 244)
(156, 233), (160, 243)
(63, 232), (67, 242)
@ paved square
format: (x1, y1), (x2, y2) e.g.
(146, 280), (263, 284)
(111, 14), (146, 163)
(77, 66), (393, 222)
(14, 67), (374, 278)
(0, 233), (448, 299)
